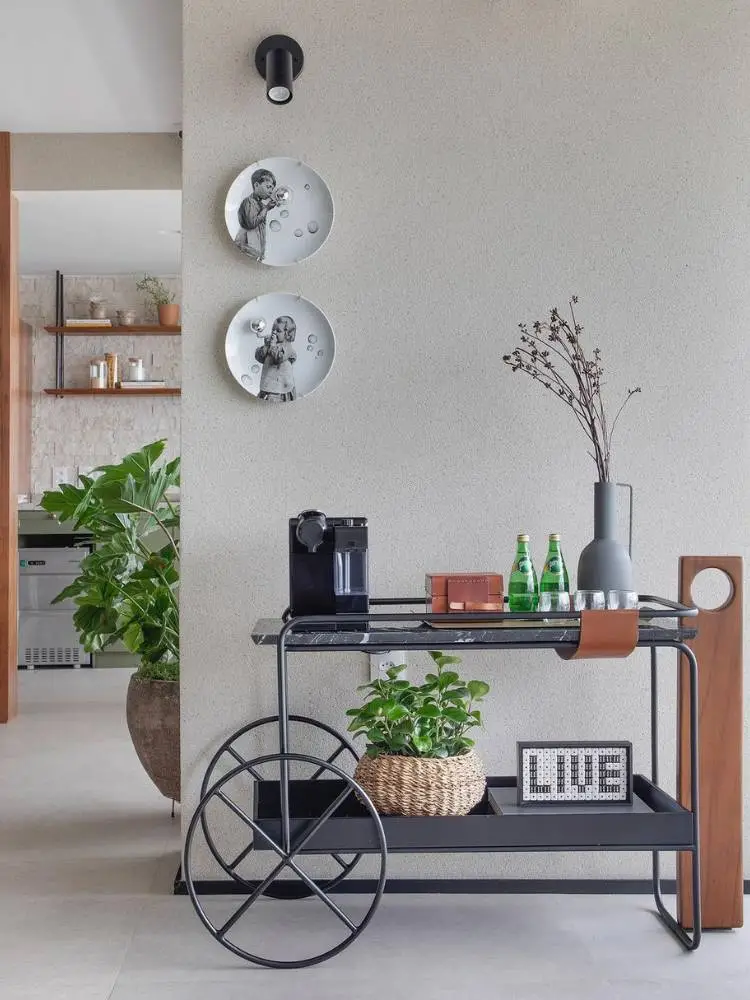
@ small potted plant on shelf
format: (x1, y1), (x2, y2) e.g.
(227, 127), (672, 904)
(136, 274), (180, 326)
(346, 651), (490, 816)
(41, 440), (181, 804)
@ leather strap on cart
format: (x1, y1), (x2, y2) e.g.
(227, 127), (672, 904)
(556, 609), (639, 660)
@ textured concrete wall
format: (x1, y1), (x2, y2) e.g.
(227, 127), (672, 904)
(181, 1), (750, 879)
(19, 275), (180, 494)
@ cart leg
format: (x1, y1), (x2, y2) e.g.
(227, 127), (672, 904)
(651, 643), (702, 950)
(277, 629), (292, 852)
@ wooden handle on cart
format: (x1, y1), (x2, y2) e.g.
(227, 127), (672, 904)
(677, 555), (743, 930)
(556, 609), (638, 660)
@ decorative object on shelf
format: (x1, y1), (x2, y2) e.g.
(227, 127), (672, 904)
(503, 297), (641, 593)
(66, 317), (111, 328)
(425, 572), (503, 615)
(116, 309), (137, 326)
(120, 380), (166, 389)
(347, 651), (490, 815)
(126, 356), (145, 382)
(517, 741), (633, 805)
(40, 441), (181, 803)
(225, 292), (335, 402)
(225, 157), (334, 266)
(254, 34), (304, 105)
(135, 274), (179, 326)
(104, 351), (119, 389)
(88, 358), (107, 389)
(88, 296), (107, 320)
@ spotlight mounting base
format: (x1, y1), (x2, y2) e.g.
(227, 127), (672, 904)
(254, 35), (304, 80)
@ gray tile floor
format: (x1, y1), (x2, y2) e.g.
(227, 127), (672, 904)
(0, 669), (747, 999)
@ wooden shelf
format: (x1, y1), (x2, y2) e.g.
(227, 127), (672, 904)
(44, 325), (181, 335)
(44, 387), (181, 397)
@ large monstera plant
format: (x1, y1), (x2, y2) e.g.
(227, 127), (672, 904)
(41, 440), (180, 680)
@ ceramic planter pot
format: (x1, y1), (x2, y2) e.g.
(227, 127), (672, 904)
(126, 674), (180, 801)
(158, 303), (180, 326)
(354, 749), (486, 816)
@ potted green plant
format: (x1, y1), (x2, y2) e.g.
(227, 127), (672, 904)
(346, 651), (489, 816)
(41, 440), (181, 802)
(135, 274), (180, 327)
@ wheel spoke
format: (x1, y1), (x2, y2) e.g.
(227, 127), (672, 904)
(216, 791), (285, 857)
(217, 856), (288, 938)
(292, 785), (353, 855)
(225, 745), (264, 781)
(309, 744), (345, 780)
(284, 858), (357, 931)
(226, 840), (255, 872)
(332, 853), (350, 870)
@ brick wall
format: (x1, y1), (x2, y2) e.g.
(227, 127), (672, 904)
(19, 275), (181, 495)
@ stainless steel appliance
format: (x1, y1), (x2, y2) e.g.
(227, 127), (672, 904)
(18, 547), (91, 667)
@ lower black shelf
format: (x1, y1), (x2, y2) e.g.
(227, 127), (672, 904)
(253, 775), (695, 855)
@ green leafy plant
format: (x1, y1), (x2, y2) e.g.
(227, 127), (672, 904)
(40, 440), (180, 681)
(135, 274), (175, 307)
(346, 651), (490, 759)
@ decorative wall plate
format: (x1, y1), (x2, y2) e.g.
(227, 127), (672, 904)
(225, 293), (335, 402)
(224, 157), (334, 266)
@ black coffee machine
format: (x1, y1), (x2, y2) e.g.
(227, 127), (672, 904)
(289, 510), (369, 619)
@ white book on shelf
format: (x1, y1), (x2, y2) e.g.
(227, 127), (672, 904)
(64, 318), (112, 327)
(119, 381), (167, 388)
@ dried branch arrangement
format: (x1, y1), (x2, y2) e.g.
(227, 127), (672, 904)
(503, 296), (641, 481)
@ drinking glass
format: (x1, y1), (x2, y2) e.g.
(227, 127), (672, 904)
(538, 592), (571, 615)
(574, 590), (605, 611)
(607, 590), (638, 610)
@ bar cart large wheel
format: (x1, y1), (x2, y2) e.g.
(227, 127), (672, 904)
(183, 751), (388, 970)
(199, 714), (363, 898)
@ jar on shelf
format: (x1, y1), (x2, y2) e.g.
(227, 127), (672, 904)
(89, 297), (107, 320)
(89, 359), (107, 390)
(104, 352), (119, 389)
(126, 357), (145, 382)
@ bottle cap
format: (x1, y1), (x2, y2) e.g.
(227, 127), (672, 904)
(549, 533), (561, 541)
(517, 533), (530, 542)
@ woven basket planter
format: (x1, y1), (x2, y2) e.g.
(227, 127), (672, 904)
(354, 749), (486, 816)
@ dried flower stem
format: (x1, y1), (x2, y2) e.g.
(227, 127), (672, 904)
(503, 297), (641, 482)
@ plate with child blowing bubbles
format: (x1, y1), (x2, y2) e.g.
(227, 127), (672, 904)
(225, 292), (336, 403)
(224, 156), (335, 266)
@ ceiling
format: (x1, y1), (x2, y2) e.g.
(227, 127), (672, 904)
(0, 0), (181, 132)
(16, 190), (181, 273)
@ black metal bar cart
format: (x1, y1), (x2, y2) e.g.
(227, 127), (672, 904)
(182, 596), (701, 969)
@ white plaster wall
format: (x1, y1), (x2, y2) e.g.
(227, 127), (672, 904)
(20, 275), (181, 494)
(181, 0), (750, 879)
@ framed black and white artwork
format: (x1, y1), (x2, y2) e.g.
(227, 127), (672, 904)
(224, 157), (334, 267)
(224, 292), (335, 403)
(517, 742), (633, 806)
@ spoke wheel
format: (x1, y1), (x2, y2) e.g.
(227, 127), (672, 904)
(199, 715), (362, 897)
(183, 752), (387, 969)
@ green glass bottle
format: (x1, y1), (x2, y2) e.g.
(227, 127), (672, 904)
(540, 533), (570, 594)
(508, 534), (539, 612)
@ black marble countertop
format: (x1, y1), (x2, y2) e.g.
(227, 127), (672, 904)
(252, 617), (697, 651)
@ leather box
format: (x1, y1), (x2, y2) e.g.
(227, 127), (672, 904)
(426, 573), (504, 614)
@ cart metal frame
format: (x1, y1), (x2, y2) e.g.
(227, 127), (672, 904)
(183, 595), (701, 967)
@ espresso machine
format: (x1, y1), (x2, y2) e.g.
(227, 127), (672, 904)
(288, 510), (369, 620)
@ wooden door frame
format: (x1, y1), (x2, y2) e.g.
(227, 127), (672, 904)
(0, 131), (18, 722)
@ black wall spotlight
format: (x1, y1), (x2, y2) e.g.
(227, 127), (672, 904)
(254, 35), (304, 105)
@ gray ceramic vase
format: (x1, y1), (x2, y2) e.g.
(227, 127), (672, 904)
(576, 482), (634, 593)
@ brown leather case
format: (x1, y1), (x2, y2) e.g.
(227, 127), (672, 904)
(556, 609), (639, 660)
(426, 573), (503, 614)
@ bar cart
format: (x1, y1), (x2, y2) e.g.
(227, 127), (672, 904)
(182, 596), (701, 969)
